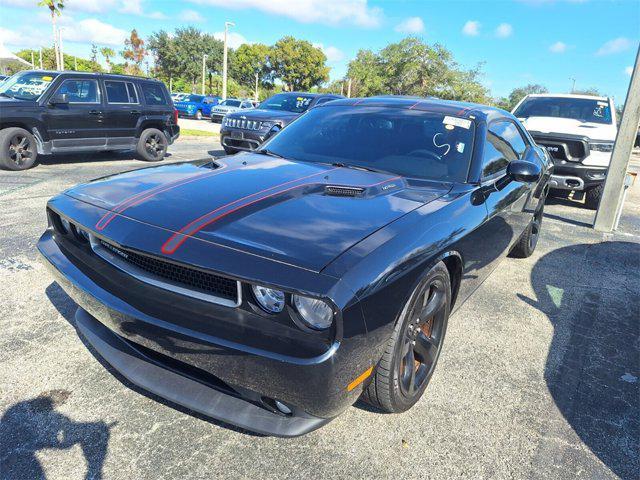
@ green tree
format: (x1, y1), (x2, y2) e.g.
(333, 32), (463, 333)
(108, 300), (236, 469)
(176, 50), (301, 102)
(271, 36), (329, 91)
(229, 43), (272, 100)
(148, 27), (224, 92)
(572, 87), (602, 96)
(100, 47), (115, 72)
(346, 38), (488, 103)
(38, 0), (64, 70)
(496, 83), (548, 111)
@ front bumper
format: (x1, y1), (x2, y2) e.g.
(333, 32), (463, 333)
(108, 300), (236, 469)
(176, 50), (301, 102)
(548, 162), (607, 191)
(37, 228), (367, 436)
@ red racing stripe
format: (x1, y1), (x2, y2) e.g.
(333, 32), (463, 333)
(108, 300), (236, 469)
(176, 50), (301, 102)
(95, 162), (245, 231)
(161, 174), (400, 255)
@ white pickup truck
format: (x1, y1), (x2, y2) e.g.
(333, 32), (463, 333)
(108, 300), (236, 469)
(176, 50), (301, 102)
(513, 93), (617, 209)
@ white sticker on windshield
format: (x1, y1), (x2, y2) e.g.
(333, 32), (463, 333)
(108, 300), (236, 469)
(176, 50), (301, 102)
(456, 142), (465, 153)
(443, 116), (472, 129)
(597, 101), (607, 106)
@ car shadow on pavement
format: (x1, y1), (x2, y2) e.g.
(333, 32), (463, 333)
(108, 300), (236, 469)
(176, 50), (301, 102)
(518, 241), (639, 479)
(0, 389), (113, 480)
(36, 151), (154, 166)
(44, 282), (263, 438)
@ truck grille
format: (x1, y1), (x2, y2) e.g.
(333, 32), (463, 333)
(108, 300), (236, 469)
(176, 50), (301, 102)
(225, 118), (263, 130)
(531, 134), (588, 162)
(94, 238), (240, 305)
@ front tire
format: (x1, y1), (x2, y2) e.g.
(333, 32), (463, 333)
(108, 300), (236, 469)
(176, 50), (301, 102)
(195, 110), (203, 120)
(584, 184), (603, 210)
(136, 128), (167, 162)
(0, 127), (38, 171)
(362, 262), (451, 413)
(510, 200), (544, 258)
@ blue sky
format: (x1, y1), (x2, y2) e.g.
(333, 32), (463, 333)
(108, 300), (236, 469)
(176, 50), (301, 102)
(1, 0), (638, 101)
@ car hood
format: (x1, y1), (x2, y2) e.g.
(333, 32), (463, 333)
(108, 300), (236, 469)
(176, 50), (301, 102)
(519, 116), (617, 141)
(225, 108), (299, 123)
(65, 155), (450, 272)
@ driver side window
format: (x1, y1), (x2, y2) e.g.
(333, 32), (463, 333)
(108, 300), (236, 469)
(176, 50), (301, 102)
(482, 120), (528, 178)
(56, 79), (99, 103)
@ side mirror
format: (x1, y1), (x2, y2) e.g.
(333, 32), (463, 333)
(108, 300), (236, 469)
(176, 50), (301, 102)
(49, 93), (69, 105)
(507, 160), (541, 183)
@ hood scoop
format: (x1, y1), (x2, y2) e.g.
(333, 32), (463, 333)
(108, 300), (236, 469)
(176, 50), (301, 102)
(324, 185), (366, 197)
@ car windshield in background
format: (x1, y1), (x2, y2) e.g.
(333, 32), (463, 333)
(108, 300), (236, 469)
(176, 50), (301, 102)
(262, 106), (475, 182)
(187, 95), (204, 102)
(0, 72), (59, 101)
(259, 93), (314, 113)
(514, 97), (612, 125)
(222, 99), (241, 107)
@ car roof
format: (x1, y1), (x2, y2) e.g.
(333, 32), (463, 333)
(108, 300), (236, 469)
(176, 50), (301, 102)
(20, 69), (163, 83)
(319, 96), (509, 122)
(276, 91), (342, 98)
(524, 93), (610, 101)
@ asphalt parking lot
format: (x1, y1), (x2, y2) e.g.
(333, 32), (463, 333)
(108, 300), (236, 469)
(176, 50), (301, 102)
(0, 137), (638, 480)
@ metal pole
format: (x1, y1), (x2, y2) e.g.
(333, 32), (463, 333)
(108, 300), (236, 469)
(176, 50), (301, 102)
(39, 48), (43, 69)
(570, 77), (576, 93)
(347, 78), (352, 98)
(593, 46), (640, 232)
(255, 72), (259, 102)
(201, 54), (207, 95)
(58, 28), (64, 70)
(74, 56), (77, 71)
(222, 21), (234, 100)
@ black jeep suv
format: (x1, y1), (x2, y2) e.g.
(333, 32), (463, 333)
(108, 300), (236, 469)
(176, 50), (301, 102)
(220, 92), (342, 154)
(0, 70), (179, 170)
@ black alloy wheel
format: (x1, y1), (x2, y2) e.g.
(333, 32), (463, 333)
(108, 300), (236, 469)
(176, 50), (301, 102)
(137, 128), (168, 162)
(0, 127), (38, 171)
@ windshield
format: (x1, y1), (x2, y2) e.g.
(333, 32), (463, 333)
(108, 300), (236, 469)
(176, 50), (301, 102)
(0, 71), (59, 100)
(221, 99), (241, 107)
(187, 95), (204, 103)
(259, 93), (314, 113)
(262, 106), (475, 182)
(514, 96), (612, 125)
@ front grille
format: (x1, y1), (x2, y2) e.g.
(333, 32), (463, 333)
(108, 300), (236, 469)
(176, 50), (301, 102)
(532, 134), (588, 162)
(225, 118), (263, 130)
(98, 239), (239, 303)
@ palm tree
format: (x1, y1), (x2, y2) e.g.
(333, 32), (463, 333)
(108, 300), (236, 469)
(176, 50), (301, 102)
(38, 0), (65, 70)
(100, 47), (115, 72)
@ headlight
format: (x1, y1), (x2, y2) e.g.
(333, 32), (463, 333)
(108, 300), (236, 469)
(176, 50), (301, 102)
(261, 121), (274, 129)
(589, 141), (614, 153)
(293, 295), (333, 330)
(252, 285), (285, 313)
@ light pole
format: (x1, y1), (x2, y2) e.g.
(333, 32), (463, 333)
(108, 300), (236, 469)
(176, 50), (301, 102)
(569, 77), (576, 93)
(222, 21), (234, 100)
(201, 54), (208, 95)
(58, 27), (65, 70)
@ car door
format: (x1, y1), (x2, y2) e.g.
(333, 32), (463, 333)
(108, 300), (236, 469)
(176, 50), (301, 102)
(103, 79), (141, 148)
(44, 77), (106, 149)
(480, 119), (534, 260)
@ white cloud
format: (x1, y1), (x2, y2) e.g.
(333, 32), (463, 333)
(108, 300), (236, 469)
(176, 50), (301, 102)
(65, 0), (119, 13)
(188, 0), (383, 28)
(0, 26), (49, 48)
(119, 0), (166, 19)
(596, 37), (633, 56)
(625, 66), (634, 76)
(58, 17), (129, 46)
(462, 20), (480, 36)
(313, 43), (345, 63)
(549, 41), (567, 53)
(495, 23), (513, 38)
(394, 17), (425, 34)
(213, 31), (251, 49)
(180, 9), (204, 22)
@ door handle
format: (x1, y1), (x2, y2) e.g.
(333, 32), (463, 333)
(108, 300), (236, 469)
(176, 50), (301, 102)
(88, 110), (103, 115)
(130, 110), (140, 114)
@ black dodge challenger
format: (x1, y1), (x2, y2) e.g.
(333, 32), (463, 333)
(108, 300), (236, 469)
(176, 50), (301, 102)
(38, 97), (551, 437)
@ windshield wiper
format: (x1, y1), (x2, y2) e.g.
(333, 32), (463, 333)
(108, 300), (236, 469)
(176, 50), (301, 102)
(255, 148), (284, 159)
(0, 92), (12, 98)
(331, 162), (394, 176)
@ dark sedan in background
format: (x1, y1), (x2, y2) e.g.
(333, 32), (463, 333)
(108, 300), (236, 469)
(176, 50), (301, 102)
(219, 91), (342, 154)
(38, 97), (551, 437)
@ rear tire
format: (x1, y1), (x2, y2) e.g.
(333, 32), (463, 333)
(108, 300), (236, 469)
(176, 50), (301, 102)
(362, 262), (451, 413)
(0, 127), (38, 171)
(584, 184), (603, 210)
(510, 200), (544, 258)
(136, 128), (167, 162)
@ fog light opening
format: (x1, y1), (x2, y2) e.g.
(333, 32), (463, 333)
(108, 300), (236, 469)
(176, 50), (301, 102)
(275, 400), (292, 415)
(261, 397), (293, 416)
